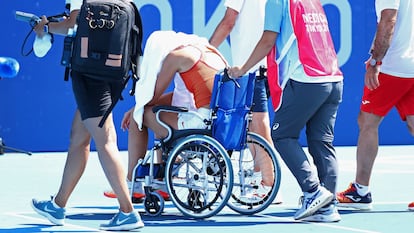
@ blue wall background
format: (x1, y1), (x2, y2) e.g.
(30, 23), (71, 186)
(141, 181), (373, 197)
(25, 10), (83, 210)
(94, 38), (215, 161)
(0, 0), (412, 152)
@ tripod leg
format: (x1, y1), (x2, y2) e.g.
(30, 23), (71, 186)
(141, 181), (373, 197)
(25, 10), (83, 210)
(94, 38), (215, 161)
(0, 137), (32, 155)
(0, 145), (32, 155)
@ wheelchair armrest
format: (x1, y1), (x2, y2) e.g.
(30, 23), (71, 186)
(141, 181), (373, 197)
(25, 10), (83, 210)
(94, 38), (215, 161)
(152, 105), (190, 143)
(152, 105), (189, 114)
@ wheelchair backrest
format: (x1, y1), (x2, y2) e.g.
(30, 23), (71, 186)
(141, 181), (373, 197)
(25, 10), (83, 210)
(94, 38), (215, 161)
(210, 69), (256, 150)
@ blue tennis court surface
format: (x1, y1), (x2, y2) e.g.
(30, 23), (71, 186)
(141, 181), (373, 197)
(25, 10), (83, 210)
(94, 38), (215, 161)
(1, 145), (413, 232)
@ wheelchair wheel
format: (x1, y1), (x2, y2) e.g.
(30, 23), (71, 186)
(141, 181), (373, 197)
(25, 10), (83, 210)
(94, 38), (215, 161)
(227, 132), (281, 215)
(164, 134), (234, 219)
(144, 191), (165, 217)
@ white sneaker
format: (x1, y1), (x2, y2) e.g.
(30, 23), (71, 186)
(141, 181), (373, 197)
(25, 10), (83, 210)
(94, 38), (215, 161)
(294, 186), (333, 220)
(240, 172), (271, 202)
(302, 204), (341, 222)
(100, 211), (144, 231)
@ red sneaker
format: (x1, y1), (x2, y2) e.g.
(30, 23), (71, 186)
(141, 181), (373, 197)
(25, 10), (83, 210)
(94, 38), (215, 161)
(103, 190), (117, 198)
(132, 192), (145, 199)
(156, 190), (170, 201)
(408, 202), (414, 211)
(336, 182), (372, 210)
(105, 182), (169, 201)
(103, 189), (145, 199)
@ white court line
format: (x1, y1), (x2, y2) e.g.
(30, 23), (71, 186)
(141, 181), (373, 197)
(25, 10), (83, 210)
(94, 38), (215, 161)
(278, 201), (411, 210)
(5, 203), (408, 233)
(373, 201), (412, 206)
(256, 213), (380, 233)
(339, 168), (414, 174)
(5, 212), (114, 233)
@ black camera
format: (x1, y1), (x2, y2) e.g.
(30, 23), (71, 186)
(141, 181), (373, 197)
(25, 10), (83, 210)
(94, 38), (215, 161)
(15, 10), (68, 26)
(15, 11), (41, 26)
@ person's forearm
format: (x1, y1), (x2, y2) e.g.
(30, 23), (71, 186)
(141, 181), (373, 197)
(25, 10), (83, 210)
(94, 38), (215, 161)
(209, 21), (233, 48)
(209, 8), (238, 48)
(241, 31), (276, 73)
(371, 9), (397, 60)
(48, 10), (79, 36)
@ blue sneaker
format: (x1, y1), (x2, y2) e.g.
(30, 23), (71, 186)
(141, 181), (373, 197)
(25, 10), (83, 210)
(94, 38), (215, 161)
(100, 210), (144, 231)
(31, 198), (65, 225)
(302, 204), (341, 222)
(294, 186), (333, 220)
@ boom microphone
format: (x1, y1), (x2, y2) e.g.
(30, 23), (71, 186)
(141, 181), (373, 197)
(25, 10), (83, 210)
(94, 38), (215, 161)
(0, 57), (20, 78)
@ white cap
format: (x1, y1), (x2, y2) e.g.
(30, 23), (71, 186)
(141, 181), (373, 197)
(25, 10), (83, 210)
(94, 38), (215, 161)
(33, 34), (53, 58)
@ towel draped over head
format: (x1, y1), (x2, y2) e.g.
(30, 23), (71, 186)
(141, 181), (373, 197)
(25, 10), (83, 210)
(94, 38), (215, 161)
(133, 31), (209, 130)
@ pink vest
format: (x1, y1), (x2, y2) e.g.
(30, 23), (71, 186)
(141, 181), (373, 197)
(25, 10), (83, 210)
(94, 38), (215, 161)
(288, 0), (342, 77)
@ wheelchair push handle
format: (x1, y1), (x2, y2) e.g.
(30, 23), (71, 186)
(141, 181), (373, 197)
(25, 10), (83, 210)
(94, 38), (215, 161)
(221, 68), (241, 88)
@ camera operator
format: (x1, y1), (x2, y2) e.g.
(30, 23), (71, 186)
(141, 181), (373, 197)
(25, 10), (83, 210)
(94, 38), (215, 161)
(33, 4), (77, 37)
(30, 0), (144, 230)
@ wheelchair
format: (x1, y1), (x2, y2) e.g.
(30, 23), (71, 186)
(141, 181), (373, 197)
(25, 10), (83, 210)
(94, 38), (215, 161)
(132, 107), (234, 219)
(131, 69), (281, 218)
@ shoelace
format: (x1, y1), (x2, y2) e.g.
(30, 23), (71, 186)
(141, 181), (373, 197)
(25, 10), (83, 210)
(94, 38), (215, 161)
(298, 190), (319, 208)
(298, 195), (304, 207)
(338, 184), (355, 196)
(299, 196), (337, 214)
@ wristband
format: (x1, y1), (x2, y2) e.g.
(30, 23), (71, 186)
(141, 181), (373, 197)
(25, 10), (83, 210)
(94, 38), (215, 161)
(369, 58), (382, 67)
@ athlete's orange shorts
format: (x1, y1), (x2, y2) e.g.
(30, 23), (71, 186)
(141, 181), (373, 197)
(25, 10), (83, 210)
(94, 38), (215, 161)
(361, 73), (414, 121)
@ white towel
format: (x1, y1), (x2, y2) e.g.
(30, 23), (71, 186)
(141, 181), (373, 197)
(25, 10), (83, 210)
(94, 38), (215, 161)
(133, 31), (209, 130)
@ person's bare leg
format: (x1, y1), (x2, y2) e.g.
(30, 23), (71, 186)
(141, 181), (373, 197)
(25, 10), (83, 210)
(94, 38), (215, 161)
(143, 106), (177, 139)
(406, 115), (414, 136)
(250, 112), (274, 186)
(355, 111), (383, 186)
(126, 119), (148, 181)
(54, 110), (91, 208)
(83, 114), (133, 213)
(126, 93), (172, 181)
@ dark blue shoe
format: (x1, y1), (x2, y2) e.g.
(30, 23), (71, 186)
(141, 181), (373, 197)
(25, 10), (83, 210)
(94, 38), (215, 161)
(31, 197), (65, 225)
(100, 210), (144, 231)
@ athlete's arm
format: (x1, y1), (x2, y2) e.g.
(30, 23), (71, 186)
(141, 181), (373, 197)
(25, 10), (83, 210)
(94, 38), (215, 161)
(365, 8), (397, 90)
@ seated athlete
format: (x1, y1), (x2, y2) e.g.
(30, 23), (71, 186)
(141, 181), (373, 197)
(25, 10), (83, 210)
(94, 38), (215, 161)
(104, 30), (227, 199)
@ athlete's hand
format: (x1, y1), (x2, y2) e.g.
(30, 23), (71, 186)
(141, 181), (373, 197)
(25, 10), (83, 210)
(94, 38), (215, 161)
(121, 108), (134, 131)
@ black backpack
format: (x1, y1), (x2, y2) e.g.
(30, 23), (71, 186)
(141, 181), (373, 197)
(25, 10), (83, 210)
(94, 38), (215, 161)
(69, 0), (143, 126)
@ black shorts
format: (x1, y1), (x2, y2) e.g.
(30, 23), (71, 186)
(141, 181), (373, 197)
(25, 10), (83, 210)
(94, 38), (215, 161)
(251, 78), (269, 113)
(71, 71), (125, 120)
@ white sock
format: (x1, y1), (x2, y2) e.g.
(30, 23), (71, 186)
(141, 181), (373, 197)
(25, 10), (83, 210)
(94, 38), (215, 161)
(354, 182), (369, 196)
(126, 179), (132, 189)
(51, 197), (63, 209)
(121, 210), (135, 216)
(121, 210), (128, 215)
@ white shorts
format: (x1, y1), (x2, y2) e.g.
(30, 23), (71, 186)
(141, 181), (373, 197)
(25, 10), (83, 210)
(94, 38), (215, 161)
(177, 108), (211, 130)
